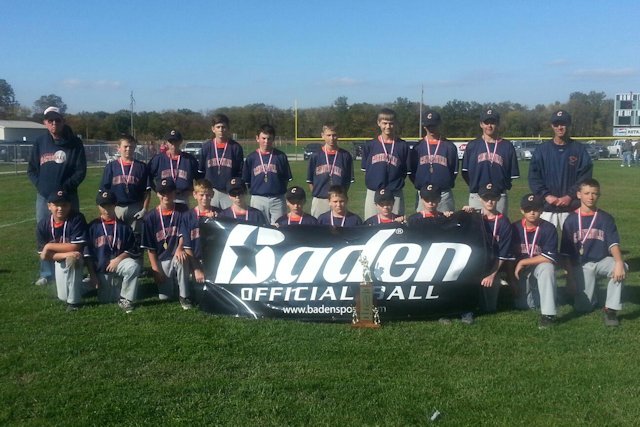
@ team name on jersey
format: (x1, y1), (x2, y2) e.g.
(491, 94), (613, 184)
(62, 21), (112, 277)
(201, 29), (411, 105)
(571, 228), (605, 243)
(207, 158), (233, 168)
(112, 175), (140, 185)
(251, 164), (278, 176)
(160, 169), (188, 180)
(93, 235), (121, 250)
(371, 153), (399, 166)
(314, 164), (344, 177)
(419, 154), (448, 167)
(476, 152), (504, 166)
(518, 244), (541, 256)
(190, 228), (200, 240)
(155, 226), (178, 242)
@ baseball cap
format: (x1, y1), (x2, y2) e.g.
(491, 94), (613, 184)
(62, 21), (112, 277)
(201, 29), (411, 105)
(374, 188), (395, 204)
(285, 186), (306, 202)
(520, 193), (544, 211)
(551, 110), (572, 126)
(480, 108), (500, 123)
(47, 189), (70, 204)
(165, 129), (183, 142)
(43, 106), (63, 120)
(423, 111), (442, 127)
(156, 178), (177, 194)
(419, 184), (441, 201)
(227, 177), (247, 195)
(96, 190), (117, 206)
(478, 183), (501, 200)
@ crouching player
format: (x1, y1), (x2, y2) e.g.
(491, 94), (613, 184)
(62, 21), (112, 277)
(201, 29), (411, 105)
(512, 194), (559, 329)
(407, 184), (453, 226)
(364, 188), (405, 226)
(561, 179), (626, 326)
(219, 178), (268, 226)
(275, 186), (318, 226)
(85, 190), (141, 313)
(36, 189), (88, 311)
(317, 185), (363, 227)
(142, 178), (193, 309)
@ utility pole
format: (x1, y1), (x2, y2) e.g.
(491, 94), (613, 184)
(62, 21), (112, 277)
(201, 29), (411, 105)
(130, 91), (136, 138)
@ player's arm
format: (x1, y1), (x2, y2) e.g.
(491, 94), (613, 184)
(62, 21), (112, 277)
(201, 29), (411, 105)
(146, 250), (167, 284)
(610, 244), (626, 282)
(514, 254), (552, 279)
(41, 242), (82, 260)
(481, 259), (504, 287)
(185, 248), (205, 283)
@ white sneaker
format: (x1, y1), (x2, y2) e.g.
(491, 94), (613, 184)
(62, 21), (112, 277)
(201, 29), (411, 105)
(34, 277), (49, 286)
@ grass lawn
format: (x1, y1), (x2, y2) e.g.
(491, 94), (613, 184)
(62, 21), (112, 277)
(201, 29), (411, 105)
(1, 159), (640, 425)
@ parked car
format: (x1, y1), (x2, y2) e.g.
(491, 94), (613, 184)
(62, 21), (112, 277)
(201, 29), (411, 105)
(585, 145), (599, 160)
(303, 143), (322, 160)
(183, 141), (204, 157)
(514, 140), (540, 160)
(352, 142), (365, 159)
(593, 144), (608, 158)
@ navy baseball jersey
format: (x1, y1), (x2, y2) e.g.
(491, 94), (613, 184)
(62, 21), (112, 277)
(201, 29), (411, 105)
(560, 209), (620, 263)
(317, 211), (363, 227)
(274, 213), (319, 226)
(219, 207), (268, 226)
(409, 138), (458, 190)
(86, 218), (139, 272)
(242, 149), (292, 196)
(483, 214), (514, 261)
(306, 147), (354, 198)
(360, 137), (410, 192)
(183, 207), (219, 259)
(147, 152), (200, 194)
(364, 214), (402, 226)
(37, 211), (88, 252)
(511, 219), (558, 262)
(462, 138), (519, 193)
(198, 139), (244, 191)
(407, 211), (446, 226)
(100, 159), (150, 206)
(528, 139), (593, 212)
(141, 207), (188, 262)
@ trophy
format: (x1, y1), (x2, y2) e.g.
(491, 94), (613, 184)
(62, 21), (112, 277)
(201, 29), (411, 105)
(352, 255), (381, 328)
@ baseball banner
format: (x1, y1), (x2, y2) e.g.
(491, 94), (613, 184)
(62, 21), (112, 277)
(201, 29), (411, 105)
(199, 212), (494, 322)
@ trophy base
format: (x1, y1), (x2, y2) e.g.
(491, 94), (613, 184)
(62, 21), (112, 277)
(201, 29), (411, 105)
(352, 320), (381, 329)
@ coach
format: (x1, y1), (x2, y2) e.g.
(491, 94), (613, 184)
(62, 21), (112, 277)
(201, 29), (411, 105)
(28, 106), (87, 286)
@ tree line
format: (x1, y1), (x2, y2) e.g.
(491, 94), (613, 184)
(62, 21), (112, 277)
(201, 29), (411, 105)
(0, 78), (613, 142)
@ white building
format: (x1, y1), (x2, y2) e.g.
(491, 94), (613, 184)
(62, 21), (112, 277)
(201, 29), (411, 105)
(613, 92), (640, 137)
(0, 120), (47, 142)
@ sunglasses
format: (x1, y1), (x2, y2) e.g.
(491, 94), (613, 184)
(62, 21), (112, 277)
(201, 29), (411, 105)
(46, 118), (62, 124)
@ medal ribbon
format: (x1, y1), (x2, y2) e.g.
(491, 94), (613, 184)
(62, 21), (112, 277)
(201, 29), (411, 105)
(232, 207), (249, 221)
(426, 138), (441, 170)
(577, 209), (599, 251)
(522, 220), (540, 258)
(101, 219), (118, 252)
(378, 136), (395, 164)
(323, 147), (339, 179)
(257, 150), (273, 180)
(119, 159), (134, 190)
(168, 153), (181, 181)
(483, 138), (501, 164)
(158, 207), (175, 244)
(330, 214), (346, 227)
(50, 216), (68, 243)
(214, 139), (228, 173)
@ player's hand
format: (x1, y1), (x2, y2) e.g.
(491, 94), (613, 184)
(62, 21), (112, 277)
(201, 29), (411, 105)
(612, 261), (626, 282)
(152, 269), (167, 284)
(556, 195), (572, 207)
(106, 258), (120, 273)
(514, 262), (524, 280)
(194, 269), (205, 283)
(461, 205), (474, 213)
(545, 195), (559, 205)
(394, 216), (405, 223)
(174, 248), (187, 264)
(443, 211), (454, 217)
(481, 273), (495, 288)
(133, 208), (146, 220)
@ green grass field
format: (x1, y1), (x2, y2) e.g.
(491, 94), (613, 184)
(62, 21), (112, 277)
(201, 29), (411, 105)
(2, 160), (640, 426)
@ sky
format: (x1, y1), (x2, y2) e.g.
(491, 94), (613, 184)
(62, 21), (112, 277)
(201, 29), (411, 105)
(2, 0), (639, 114)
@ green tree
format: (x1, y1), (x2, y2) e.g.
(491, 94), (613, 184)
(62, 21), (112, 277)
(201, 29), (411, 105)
(0, 79), (19, 119)
(33, 94), (67, 117)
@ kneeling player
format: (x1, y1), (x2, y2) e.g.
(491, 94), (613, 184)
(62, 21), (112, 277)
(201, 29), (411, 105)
(219, 178), (268, 226)
(407, 184), (453, 226)
(364, 188), (405, 226)
(275, 186), (318, 226)
(317, 185), (362, 227)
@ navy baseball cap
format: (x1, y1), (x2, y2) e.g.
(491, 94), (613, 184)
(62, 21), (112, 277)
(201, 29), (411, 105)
(285, 186), (306, 202)
(156, 178), (177, 194)
(96, 190), (117, 206)
(43, 106), (63, 120)
(423, 111), (442, 127)
(551, 110), (572, 126)
(480, 108), (500, 123)
(419, 184), (441, 201)
(165, 129), (183, 142)
(374, 188), (395, 204)
(520, 193), (544, 211)
(47, 189), (70, 204)
(478, 183), (501, 200)
(227, 177), (247, 195)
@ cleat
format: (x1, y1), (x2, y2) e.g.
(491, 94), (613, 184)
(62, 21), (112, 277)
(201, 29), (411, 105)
(179, 297), (194, 310)
(538, 315), (556, 329)
(66, 303), (81, 312)
(118, 298), (134, 314)
(604, 308), (619, 327)
(34, 277), (49, 286)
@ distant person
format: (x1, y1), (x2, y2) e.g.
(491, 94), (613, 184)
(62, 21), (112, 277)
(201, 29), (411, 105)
(361, 108), (410, 219)
(28, 106), (87, 287)
(461, 108), (519, 214)
(242, 124), (292, 224)
(198, 114), (244, 210)
(621, 139), (634, 167)
(528, 110), (593, 231)
(306, 123), (354, 217)
(408, 110), (458, 212)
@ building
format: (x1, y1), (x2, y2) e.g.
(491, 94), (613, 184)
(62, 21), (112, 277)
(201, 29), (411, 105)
(0, 120), (47, 142)
(613, 92), (640, 137)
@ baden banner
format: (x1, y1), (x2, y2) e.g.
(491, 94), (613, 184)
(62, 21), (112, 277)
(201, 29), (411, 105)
(199, 212), (494, 322)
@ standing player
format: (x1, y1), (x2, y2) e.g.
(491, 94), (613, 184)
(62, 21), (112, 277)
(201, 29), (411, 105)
(148, 129), (200, 211)
(242, 124), (292, 224)
(361, 108), (411, 219)
(306, 123), (354, 217)
(462, 108), (519, 214)
(560, 179), (625, 326)
(274, 186), (318, 226)
(409, 111), (458, 212)
(198, 114), (244, 210)
(85, 190), (141, 313)
(317, 185), (363, 227)
(100, 134), (150, 236)
(529, 110), (593, 231)
(511, 194), (559, 329)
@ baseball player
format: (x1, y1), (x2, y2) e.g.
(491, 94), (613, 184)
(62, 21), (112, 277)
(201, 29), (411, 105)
(99, 134), (150, 236)
(361, 108), (411, 219)
(317, 185), (363, 227)
(85, 190), (141, 313)
(218, 178), (268, 226)
(198, 114), (244, 210)
(528, 110), (593, 231)
(407, 184), (453, 226)
(462, 108), (519, 214)
(306, 123), (354, 217)
(242, 124), (292, 224)
(147, 129), (200, 210)
(141, 178), (193, 309)
(408, 110), (458, 212)
(560, 178), (625, 326)
(364, 188), (405, 226)
(36, 189), (88, 311)
(511, 193), (558, 329)
(274, 186), (318, 227)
